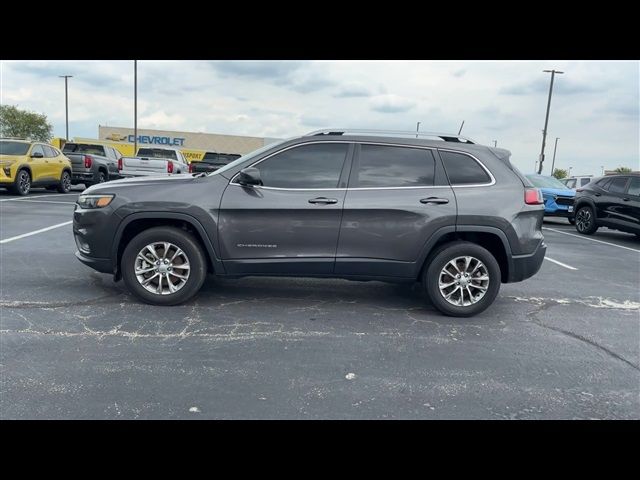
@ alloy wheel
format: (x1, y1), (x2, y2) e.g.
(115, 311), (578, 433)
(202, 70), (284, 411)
(134, 242), (191, 295)
(576, 208), (592, 232)
(438, 256), (490, 307)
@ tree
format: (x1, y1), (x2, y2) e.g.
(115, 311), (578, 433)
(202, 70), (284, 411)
(614, 166), (632, 173)
(552, 168), (569, 179)
(0, 105), (53, 142)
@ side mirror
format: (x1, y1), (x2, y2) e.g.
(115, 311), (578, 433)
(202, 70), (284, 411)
(237, 167), (262, 186)
(31, 152), (44, 158)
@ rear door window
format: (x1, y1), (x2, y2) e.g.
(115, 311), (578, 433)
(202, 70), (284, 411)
(440, 150), (492, 185)
(580, 178), (591, 186)
(42, 145), (57, 157)
(355, 144), (436, 188)
(608, 177), (629, 194)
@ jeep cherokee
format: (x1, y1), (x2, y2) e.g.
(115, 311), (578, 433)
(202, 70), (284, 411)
(73, 130), (546, 317)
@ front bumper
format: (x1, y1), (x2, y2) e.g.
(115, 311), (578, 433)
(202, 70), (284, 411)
(507, 241), (547, 283)
(75, 250), (113, 274)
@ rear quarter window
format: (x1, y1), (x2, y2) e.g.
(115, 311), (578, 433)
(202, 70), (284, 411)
(440, 150), (492, 185)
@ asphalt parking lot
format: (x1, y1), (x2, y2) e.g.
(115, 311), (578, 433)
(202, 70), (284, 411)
(1, 188), (639, 419)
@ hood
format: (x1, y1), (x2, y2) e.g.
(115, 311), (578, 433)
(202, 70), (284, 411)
(85, 173), (196, 193)
(539, 187), (575, 197)
(0, 154), (24, 163)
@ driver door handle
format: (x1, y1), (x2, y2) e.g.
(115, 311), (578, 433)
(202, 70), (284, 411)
(308, 197), (338, 205)
(420, 197), (449, 205)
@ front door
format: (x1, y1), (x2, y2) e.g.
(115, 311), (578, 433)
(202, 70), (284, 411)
(218, 142), (352, 275)
(335, 143), (457, 278)
(27, 144), (48, 183)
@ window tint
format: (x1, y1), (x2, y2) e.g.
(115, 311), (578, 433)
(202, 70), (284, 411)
(566, 179), (576, 188)
(608, 177), (628, 194)
(356, 144), (435, 188)
(137, 148), (178, 160)
(627, 177), (640, 196)
(31, 144), (45, 156)
(598, 178), (612, 189)
(440, 151), (491, 185)
(63, 143), (106, 156)
(256, 143), (348, 189)
(580, 178), (591, 186)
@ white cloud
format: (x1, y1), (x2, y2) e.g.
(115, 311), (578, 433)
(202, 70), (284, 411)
(1, 60), (638, 175)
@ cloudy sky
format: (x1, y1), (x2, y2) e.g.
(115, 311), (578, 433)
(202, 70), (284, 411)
(1, 60), (638, 175)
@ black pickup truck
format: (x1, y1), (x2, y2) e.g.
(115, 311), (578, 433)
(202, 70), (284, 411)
(189, 152), (241, 174)
(63, 142), (123, 186)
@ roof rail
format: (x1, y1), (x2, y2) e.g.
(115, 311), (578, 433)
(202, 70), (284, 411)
(304, 129), (476, 144)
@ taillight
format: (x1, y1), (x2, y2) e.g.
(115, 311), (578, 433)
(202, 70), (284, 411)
(188, 163), (194, 173)
(117, 158), (123, 170)
(84, 155), (93, 168)
(525, 188), (544, 205)
(167, 161), (174, 174)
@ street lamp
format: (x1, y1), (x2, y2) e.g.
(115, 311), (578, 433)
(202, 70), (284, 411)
(134, 60), (138, 156)
(537, 69), (564, 174)
(550, 137), (560, 175)
(58, 75), (73, 140)
(569, 166), (573, 176)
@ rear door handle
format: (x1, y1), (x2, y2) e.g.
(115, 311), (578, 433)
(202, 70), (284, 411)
(622, 197), (630, 201)
(309, 197), (338, 205)
(420, 197), (449, 205)
(594, 193), (601, 197)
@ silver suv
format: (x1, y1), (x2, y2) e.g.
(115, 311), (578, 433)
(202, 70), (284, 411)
(73, 129), (546, 317)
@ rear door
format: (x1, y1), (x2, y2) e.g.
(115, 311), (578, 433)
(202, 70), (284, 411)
(620, 177), (640, 232)
(218, 142), (352, 275)
(335, 143), (456, 278)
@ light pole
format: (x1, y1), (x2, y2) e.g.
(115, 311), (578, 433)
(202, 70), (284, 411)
(550, 137), (559, 175)
(537, 69), (564, 174)
(59, 75), (73, 140)
(416, 121), (421, 138)
(493, 140), (497, 147)
(134, 60), (138, 156)
(601, 166), (604, 175)
(569, 166), (573, 176)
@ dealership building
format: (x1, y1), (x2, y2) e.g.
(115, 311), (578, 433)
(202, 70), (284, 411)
(88, 125), (281, 162)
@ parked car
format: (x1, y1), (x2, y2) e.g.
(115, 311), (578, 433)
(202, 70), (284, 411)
(62, 142), (123, 187)
(189, 152), (241, 174)
(562, 175), (593, 190)
(0, 139), (72, 195)
(118, 147), (189, 177)
(73, 129), (546, 317)
(573, 174), (640, 237)
(525, 174), (576, 224)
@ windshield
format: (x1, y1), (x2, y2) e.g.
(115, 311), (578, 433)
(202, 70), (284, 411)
(210, 140), (289, 176)
(0, 141), (31, 155)
(525, 174), (571, 190)
(63, 143), (106, 155)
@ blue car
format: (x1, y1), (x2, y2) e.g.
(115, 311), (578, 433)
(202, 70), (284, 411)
(525, 174), (576, 224)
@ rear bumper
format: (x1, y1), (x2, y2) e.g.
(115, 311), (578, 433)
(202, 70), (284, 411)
(75, 250), (113, 274)
(507, 241), (546, 283)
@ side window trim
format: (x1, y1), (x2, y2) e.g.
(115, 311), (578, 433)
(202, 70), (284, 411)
(437, 148), (496, 187)
(229, 141), (353, 191)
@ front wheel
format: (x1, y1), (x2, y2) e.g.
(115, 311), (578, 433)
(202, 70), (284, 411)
(121, 227), (207, 306)
(9, 169), (31, 195)
(575, 206), (598, 234)
(57, 171), (72, 193)
(423, 241), (501, 317)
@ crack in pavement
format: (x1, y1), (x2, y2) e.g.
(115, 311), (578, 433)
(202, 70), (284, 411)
(518, 298), (640, 373)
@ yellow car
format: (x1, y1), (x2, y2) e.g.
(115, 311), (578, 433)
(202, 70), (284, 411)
(0, 139), (73, 195)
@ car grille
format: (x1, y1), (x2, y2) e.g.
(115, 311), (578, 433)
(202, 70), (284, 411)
(555, 196), (574, 206)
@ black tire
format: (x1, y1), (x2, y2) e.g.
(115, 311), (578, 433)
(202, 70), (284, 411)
(423, 241), (501, 318)
(97, 170), (107, 184)
(9, 169), (31, 196)
(57, 170), (72, 193)
(121, 227), (207, 306)
(568, 217), (576, 225)
(575, 205), (598, 235)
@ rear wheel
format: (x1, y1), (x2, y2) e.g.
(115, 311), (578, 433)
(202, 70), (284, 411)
(423, 241), (501, 317)
(57, 170), (72, 193)
(575, 206), (598, 234)
(97, 171), (107, 184)
(121, 227), (207, 306)
(9, 169), (31, 195)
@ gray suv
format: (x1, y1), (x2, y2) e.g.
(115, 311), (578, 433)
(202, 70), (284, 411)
(73, 130), (547, 317)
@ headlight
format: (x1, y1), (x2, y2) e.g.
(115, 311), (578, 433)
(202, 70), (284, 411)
(77, 194), (114, 209)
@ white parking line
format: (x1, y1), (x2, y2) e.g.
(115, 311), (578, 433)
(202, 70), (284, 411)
(0, 194), (79, 202)
(543, 227), (640, 253)
(0, 221), (72, 244)
(544, 256), (578, 270)
(1, 199), (77, 205)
